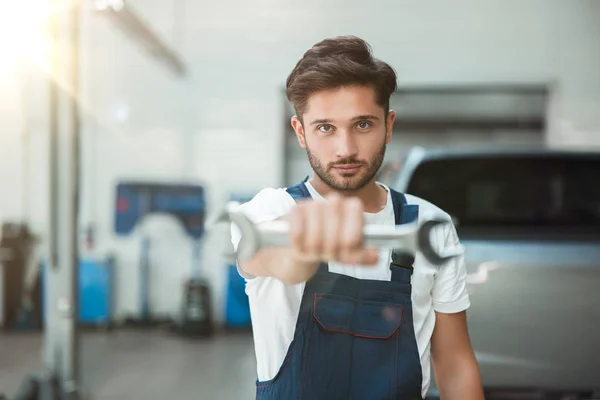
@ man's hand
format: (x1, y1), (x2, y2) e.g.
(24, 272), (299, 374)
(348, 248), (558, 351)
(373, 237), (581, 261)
(289, 194), (379, 266)
(238, 194), (378, 285)
(431, 311), (484, 400)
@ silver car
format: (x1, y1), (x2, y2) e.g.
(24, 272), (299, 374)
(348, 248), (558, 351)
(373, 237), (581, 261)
(392, 146), (600, 400)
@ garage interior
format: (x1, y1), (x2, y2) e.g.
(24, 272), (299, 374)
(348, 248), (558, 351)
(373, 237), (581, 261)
(0, 0), (599, 399)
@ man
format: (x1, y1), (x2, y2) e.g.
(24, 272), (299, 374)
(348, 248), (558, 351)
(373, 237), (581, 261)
(230, 35), (484, 400)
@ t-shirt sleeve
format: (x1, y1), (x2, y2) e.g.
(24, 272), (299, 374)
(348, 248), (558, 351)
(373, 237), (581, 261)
(431, 221), (471, 314)
(229, 188), (296, 280)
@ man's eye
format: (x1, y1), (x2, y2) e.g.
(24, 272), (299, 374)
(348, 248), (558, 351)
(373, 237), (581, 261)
(357, 121), (372, 129)
(318, 125), (333, 133)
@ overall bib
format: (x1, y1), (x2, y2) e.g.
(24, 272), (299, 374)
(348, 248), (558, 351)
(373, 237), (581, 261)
(256, 181), (423, 400)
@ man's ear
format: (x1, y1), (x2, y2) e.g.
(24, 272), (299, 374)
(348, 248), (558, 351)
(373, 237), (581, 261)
(385, 109), (396, 144)
(291, 116), (307, 148)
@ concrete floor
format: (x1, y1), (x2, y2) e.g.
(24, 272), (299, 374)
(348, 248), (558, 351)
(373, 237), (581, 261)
(0, 329), (257, 400)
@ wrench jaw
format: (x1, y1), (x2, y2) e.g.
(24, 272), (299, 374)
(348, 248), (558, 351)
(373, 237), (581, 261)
(205, 201), (240, 232)
(225, 202), (261, 265)
(207, 201), (260, 264)
(417, 219), (464, 266)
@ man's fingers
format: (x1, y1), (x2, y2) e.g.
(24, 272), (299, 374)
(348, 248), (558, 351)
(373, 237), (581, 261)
(335, 197), (379, 266)
(304, 201), (324, 257)
(361, 248), (380, 265)
(340, 197), (364, 252)
(289, 195), (378, 267)
(289, 205), (306, 255)
(338, 248), (379, 266)
(323, 194), (343, 260)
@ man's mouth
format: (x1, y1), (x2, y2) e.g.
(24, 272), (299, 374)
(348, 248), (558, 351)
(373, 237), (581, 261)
(333, 164), (362, 173)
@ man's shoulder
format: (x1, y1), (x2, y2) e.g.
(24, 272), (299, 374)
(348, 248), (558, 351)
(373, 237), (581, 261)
(237, 187), (297, 222)
(400, 193), (460, 249)
(248, 187), (294, 204)
(402, 193), (453, 223)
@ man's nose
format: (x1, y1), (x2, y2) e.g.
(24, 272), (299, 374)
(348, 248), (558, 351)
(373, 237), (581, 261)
(336, 131), (358, 158)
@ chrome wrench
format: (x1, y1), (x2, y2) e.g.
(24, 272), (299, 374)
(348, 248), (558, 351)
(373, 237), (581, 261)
(213, 202), (463, 266)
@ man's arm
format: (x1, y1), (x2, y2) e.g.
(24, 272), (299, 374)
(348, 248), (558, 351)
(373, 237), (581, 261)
(239, 247), (320, 285)
(429, 219), (484, 399)
(431, 311), (484, 400)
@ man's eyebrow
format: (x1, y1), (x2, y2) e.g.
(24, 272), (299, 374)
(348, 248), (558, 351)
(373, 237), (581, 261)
(352, 115), (379, 121)
(309, 115), (380, 125)
(309, 118), (333, 125)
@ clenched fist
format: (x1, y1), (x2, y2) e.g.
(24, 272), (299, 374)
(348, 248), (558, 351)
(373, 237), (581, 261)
(288, 194), (379, 266)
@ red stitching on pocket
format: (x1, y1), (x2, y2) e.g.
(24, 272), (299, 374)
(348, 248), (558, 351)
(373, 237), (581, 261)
(367, 289), (410, 295)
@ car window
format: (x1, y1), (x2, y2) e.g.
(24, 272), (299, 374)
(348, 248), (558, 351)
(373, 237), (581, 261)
(406, 155), (600, 232)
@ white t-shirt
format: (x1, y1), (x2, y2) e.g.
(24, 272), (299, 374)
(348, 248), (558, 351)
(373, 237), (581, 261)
(230, 181), (470, 398)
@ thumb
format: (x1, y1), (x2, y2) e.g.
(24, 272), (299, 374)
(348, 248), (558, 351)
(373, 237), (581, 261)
(361, 248), (380, 266)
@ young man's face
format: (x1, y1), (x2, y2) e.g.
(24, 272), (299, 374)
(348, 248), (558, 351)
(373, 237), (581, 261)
(292, 85), (395, 192)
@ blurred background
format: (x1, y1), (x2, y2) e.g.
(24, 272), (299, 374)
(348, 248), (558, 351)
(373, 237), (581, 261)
(0, 0), (599, 399)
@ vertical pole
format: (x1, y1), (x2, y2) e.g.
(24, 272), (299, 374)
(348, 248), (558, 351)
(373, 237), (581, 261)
(19, 60), (31, 224)
(45, 0), (82, 398)
(192, 239), (202, 280)
(140, 237), (151, 321)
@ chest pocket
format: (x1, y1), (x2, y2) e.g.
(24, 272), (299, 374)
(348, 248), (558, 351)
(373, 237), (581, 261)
(313, 292), (403, 339)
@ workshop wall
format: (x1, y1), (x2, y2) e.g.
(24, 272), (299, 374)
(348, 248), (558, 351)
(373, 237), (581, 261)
(1, 0), (598, 324)
(0, 71), (26, 226)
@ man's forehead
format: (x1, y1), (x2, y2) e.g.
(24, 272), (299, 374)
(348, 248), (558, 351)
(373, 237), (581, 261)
(303, 86), (383, 121)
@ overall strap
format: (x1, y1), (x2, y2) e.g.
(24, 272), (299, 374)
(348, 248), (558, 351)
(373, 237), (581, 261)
(389, 189), (419, 282)
(285, 178), (312, 201)
(390, 189), (419, 225)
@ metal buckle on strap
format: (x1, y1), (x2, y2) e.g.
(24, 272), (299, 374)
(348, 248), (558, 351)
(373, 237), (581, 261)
(390, 251), (415, 270)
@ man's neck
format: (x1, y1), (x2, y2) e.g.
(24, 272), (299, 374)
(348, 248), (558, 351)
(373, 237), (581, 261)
(309, 176), (387, 214)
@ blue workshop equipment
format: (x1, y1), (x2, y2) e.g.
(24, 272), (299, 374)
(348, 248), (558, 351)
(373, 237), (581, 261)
(176, 237), (215, 337)
(224, 193), (254, 329)
(225, 263), (250, 328)
(78, 259), (113, 325)
(114, 181), (212, 335)
(40, 258), (114, 327)
(115, 182), (206, 239)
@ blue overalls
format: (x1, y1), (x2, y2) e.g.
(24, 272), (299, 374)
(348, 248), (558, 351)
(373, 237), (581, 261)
(256, 181), (424, 400)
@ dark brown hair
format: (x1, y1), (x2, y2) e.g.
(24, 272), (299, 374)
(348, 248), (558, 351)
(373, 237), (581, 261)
(286, 35), (398, 120)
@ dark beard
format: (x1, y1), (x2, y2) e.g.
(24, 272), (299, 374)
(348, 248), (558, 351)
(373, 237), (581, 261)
(306, 142), (386, 192)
